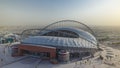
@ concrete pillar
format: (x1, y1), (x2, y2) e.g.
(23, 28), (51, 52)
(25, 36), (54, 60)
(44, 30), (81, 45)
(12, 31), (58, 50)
(50, 52), (56, 59)
(18, 49), (23, 56)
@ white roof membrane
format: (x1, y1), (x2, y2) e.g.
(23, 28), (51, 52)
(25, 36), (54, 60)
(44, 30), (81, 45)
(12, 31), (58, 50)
(21, 27), (97, 49)
(21, 36), (97, 49)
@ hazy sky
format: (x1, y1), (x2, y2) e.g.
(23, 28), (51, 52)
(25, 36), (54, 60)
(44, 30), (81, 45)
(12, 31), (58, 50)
(0, 0), (120, 26)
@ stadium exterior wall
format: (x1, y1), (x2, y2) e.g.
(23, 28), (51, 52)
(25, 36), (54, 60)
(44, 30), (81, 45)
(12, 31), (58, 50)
(15, 44), (56, 59)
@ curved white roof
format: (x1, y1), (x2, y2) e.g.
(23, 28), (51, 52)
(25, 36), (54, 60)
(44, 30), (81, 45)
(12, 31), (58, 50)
(21, 27), (97, 49)
(22, 36), (97, 49)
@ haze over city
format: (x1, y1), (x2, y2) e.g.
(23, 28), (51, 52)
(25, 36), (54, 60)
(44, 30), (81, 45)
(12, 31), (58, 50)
(0, 0), (120, 26)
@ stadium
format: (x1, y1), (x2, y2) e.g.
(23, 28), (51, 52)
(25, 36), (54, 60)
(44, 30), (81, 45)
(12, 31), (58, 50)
(12, 20), (98, 62)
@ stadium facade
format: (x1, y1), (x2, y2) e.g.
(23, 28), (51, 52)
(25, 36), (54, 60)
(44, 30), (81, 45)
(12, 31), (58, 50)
(12, 20), (98, 62)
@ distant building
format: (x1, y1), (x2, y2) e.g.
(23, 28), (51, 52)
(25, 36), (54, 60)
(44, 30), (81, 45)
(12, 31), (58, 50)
(0, 33), (20, 44)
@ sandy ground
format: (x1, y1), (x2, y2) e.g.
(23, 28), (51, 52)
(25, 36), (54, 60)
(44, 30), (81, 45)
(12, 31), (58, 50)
(0, 43), (120, 68)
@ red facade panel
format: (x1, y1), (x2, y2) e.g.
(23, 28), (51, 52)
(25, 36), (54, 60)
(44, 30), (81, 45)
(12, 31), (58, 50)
(16, 44), (56, 59)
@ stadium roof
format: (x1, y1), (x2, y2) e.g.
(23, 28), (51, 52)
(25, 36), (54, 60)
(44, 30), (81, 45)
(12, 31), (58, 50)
(21, 27), (97, 49)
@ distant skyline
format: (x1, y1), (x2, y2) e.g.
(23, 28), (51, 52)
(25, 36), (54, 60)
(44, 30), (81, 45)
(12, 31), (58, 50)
(0, 0), (120, 26)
